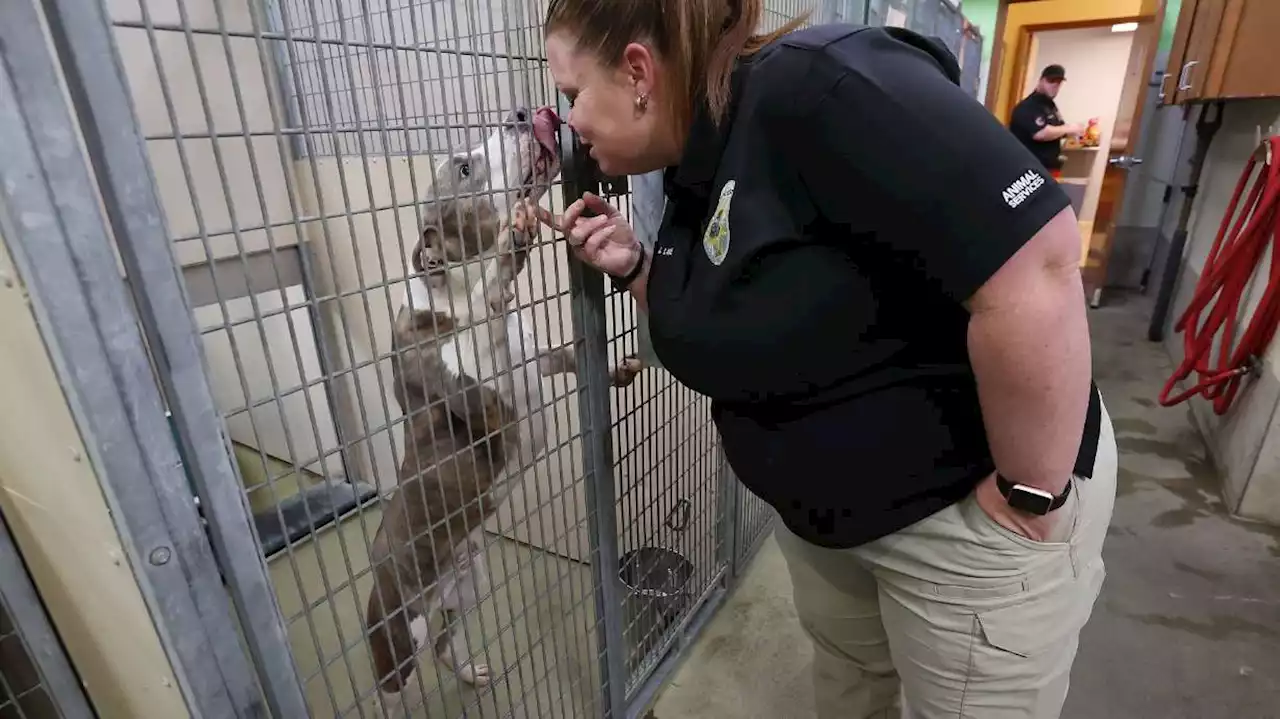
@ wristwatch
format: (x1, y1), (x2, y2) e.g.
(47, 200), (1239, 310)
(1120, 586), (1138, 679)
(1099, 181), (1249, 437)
(996, 473), (1072, 516)
(609, 244), (648, 293)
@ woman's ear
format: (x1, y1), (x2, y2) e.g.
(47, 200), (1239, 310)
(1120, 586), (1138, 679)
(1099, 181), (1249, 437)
(621, 42), (657, 95)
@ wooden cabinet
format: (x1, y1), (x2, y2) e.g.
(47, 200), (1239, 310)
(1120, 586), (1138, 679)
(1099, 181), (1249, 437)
(1163, 0), (1280, 105)
(1173, 0), (1226, 102)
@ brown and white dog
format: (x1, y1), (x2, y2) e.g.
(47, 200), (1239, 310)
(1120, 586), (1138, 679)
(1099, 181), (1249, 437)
(364, 106), (632, 696)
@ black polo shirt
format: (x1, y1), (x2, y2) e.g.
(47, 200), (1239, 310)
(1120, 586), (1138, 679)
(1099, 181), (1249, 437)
(1010, 91), (1067, 171)
(646, 24), (1102, 549)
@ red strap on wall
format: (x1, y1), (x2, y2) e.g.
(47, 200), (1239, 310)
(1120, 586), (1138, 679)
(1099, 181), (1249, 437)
(1160, 136), (1280, 415)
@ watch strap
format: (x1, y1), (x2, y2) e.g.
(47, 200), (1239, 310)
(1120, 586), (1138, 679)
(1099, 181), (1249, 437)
(996, 472), (1072, 512)
(609, 244), (648, 293)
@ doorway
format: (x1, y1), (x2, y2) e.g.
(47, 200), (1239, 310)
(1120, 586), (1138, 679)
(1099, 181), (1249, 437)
(1006, 8), (1166, 306)
(1022, 25), (1138, 251)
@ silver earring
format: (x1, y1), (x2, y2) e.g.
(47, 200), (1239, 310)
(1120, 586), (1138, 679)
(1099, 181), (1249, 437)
(634, 92), (650, 113)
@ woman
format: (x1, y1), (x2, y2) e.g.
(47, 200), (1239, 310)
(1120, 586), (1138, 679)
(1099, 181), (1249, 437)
(537, 1), (1116, 717)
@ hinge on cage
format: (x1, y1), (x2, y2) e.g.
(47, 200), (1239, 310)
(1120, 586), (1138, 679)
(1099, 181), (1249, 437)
(192, 495), (209, 528)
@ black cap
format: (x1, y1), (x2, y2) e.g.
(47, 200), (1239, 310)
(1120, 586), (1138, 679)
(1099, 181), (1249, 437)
(1041, 64), (1067, 82)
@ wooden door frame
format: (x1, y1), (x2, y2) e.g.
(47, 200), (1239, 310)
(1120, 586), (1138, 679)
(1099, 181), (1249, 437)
(1113, 5), (1169, 192)
(1003, 13), (1166, 305)
(996, 14), (1153, 121)
(988, 6), (1172, 301)
(1091, 4), (1170, 305)
(984, 1), (1167, 111)
(984, 0), (1040, 112)
(982, 1), (1169, 307)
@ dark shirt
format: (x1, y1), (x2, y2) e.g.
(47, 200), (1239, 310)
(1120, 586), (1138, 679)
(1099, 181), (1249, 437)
(646, 24), (1101, 549)
(1010, 91), (1066, 171)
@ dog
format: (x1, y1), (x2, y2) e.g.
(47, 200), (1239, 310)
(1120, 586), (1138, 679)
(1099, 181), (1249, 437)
(364, 105), (635, 695)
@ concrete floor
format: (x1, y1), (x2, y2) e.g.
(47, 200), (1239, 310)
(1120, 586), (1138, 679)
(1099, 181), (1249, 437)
(653, 293), (1280, 719)
(267, 519), (599, 719)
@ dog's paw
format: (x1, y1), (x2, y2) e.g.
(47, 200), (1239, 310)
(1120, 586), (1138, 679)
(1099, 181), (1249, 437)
(512, 230), (534, 250)
(512, 199), (536, 233)
(511, 200), (541, 247)
(485, 284), (515, 313)
(610, 356), (644, 388)
(456, 662), (492, 688)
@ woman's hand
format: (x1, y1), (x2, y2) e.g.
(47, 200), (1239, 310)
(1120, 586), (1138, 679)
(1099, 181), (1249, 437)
(534, 192), (642, 278)
(973, 472), (1066, 543)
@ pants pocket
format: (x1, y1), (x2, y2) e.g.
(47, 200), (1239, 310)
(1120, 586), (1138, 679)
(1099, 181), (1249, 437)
(976, 559), (1105, 659)
(965, 479), (1082, 552)
(932, 577), (1028, 602)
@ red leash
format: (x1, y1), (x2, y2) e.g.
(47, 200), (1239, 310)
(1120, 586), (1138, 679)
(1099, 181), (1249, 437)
(1160, 136), (1280, 415)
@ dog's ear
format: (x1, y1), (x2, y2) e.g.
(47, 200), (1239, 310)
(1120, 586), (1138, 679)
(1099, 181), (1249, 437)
(460, 199), (502, 257)
(438, 199), (469, 260)
(434, 196), (499, 261)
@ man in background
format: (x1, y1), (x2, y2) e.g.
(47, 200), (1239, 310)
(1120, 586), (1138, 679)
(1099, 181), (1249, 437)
(1010, 64), (1085, 177)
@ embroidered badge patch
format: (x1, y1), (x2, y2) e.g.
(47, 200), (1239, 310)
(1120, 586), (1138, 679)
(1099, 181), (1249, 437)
(703, 180), (735, 266)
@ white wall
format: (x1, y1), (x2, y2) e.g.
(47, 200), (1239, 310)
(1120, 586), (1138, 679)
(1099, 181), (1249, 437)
(1167, 99), (1280, 524)
(1027, 26), (1136, 226)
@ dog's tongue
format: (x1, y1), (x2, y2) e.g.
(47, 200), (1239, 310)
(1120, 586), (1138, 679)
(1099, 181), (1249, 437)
(532, 107), (561, 155)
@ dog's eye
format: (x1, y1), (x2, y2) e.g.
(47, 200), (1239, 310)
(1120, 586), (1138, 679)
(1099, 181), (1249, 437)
(458, 162), (470, 178)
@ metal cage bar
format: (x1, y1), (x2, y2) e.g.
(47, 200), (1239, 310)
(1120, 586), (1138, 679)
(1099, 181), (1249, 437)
(561, 128), (629, 719)
(0, 1), (270, 714)
(35, 0), (314, 714)
(0, 513), (95, 719)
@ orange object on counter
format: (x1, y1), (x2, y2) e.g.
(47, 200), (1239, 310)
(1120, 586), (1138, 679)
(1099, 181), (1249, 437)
(1084, 118), (1102, 147)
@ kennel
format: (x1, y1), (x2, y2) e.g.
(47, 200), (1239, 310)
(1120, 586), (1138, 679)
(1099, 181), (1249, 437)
(0, 0), (981, 716)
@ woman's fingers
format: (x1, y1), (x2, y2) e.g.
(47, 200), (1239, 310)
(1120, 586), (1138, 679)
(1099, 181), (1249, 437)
(569, 225), (635, 275)
(568, 227), (613, 261)
(567, 214), (613, 247)
(560, 197), (589, 231)
(534, 197), (591, 232)
(581, 192), (620, 219)
(582, 226), (618, 257)
(543, 193), (618, 226)
(537, 196), (623, 265)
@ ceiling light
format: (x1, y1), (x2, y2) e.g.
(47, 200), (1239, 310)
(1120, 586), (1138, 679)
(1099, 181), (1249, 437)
(1111, 22), (1138, 32)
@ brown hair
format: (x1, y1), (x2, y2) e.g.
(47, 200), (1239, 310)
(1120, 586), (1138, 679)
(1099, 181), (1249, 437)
(544, 0), (808, 130)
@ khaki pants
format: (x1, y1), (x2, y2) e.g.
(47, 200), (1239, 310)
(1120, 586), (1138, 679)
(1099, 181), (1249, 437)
(777, 405), (1116, 719)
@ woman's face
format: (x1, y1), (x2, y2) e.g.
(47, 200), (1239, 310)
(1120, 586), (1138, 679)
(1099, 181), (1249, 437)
(545, 32), (679, 176)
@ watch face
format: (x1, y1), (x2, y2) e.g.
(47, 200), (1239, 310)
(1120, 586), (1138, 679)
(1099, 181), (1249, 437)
(1009, 485), (1055, 516)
